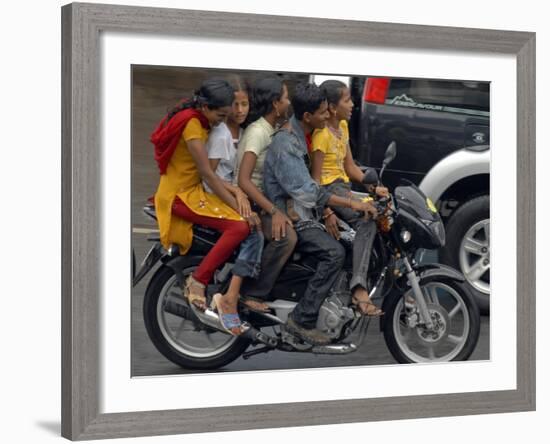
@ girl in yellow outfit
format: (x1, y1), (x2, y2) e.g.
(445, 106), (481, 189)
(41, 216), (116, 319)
(311, 80), (389, 316)
(151, 79), (261, 335)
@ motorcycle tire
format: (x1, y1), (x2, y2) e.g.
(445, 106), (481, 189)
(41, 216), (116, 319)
(382, 275), (480, 364)
(143, 265), (251, 370)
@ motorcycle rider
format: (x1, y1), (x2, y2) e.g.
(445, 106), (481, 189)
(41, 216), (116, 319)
(311, 79), (388, 316)
(263, 82), (378, 345)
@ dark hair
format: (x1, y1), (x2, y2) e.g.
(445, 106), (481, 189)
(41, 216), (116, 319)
(291, 82), (327, 121)
(320, 79), (347, 107)
(228, 75), (251, 97)
(166, 78), (235, 122)
(248, 76), (285, 122)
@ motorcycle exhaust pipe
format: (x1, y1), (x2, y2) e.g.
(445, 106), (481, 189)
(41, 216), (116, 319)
(167, 301), (278, 348)
(163, 297), (229, 333)
(199, 308), (278, 347)
(199, 309), (278, 348)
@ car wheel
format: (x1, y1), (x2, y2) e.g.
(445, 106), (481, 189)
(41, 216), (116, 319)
(440, 195), (490, 315)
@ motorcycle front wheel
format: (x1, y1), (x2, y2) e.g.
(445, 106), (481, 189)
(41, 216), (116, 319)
(382, 275), (480, 363)
(143, 265), (251, 370)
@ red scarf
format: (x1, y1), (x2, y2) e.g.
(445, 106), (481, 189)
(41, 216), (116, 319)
(150, 107), (210, 175)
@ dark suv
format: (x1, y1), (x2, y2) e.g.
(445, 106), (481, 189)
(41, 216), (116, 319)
(335, 76), (490, 314)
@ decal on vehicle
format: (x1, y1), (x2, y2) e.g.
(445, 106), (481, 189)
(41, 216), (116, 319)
(387, 94), (444, 111)
(472, 132), (486, 144)
(387, 94), (490, 117)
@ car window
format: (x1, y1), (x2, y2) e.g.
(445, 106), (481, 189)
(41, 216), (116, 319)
(387, 79), (489, 116)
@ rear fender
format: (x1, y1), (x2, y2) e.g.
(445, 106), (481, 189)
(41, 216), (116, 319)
(163, 255), (203, 287)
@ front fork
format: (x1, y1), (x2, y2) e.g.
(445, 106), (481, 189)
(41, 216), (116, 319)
(403, 256), (434, 329)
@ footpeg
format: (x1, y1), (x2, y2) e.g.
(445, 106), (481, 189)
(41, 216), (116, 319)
(241, 325), (278, 347)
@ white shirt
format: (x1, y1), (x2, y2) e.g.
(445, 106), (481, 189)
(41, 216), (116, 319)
(204, 122), (242, 193)
(234, 117), (275, 191)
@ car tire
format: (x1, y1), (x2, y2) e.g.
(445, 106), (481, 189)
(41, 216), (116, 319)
(440, 195), (490, 315)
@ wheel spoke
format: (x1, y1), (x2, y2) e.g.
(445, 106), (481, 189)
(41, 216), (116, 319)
(174, 319), (195, 340)
(166, 288), (182, 303)
(426, 346), (436, 360)
(463, 236), (486, 255)
(428, 286), (439, 305)
(465, 258), (489, 282)
(447, 334), (463, 345)
(202, 330), (217, 347)
(448, 303), (462, 319)
(398, 324), (414, 340)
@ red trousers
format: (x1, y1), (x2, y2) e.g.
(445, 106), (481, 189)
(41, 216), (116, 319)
(171, 197), (249, 285)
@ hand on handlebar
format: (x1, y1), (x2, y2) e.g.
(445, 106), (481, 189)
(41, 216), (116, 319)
(375, 186), (390, 198)
(351, 199), (378, 220)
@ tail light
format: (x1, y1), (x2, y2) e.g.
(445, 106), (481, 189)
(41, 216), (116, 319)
(363, 78), (390, 104)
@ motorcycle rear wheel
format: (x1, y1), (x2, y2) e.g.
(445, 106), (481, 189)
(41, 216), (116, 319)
(382, 275), (480, 363)
(143, 265), (251, 370)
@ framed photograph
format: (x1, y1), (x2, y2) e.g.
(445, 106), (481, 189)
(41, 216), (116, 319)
(62, 2), (535, 440)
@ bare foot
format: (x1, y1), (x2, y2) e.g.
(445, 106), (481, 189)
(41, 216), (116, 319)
(216, 293), (239, 315)
(241, 298), (270, 312)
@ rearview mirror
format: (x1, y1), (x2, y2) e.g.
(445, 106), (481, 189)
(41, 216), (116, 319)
(383, 141), (397, 166)
(379, 141), (397, 180)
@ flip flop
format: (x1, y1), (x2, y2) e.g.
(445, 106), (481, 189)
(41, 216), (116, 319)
(211, 293), (245, 336)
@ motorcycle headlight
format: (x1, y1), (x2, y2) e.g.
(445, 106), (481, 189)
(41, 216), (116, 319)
(400, 229), (411, 243)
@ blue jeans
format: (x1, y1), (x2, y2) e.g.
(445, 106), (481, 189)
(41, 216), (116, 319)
(240, 212), (298, 297)
(232, 230), (264, 279)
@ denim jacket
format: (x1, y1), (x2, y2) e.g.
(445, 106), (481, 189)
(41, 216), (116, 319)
(263, 116), (330, 228)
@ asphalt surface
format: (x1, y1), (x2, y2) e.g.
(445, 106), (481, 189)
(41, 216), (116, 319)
(130, 66), (490, 377)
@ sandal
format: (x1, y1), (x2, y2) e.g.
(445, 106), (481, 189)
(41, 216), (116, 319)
(352, 295), (384, 317)
(240, 297), (270, 313)
(183, 275), (207, 312)
(211, 293), (245, 336)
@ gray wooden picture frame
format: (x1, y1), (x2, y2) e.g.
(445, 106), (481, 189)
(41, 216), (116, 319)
(61, 2), (536, 440)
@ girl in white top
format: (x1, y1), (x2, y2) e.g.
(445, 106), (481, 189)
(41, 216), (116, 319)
(204, 78), (268, 313)
(205, 80), (252, 219)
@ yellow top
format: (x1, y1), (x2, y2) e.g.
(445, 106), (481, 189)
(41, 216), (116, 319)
(311, 120), (350, 185)
(154, 118), (243, 254)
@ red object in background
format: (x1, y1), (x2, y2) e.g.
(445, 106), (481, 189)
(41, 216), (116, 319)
(363, 78), (390, 104)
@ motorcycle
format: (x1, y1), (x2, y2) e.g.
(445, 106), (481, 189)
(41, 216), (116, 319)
(133, 142), (480, 370)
